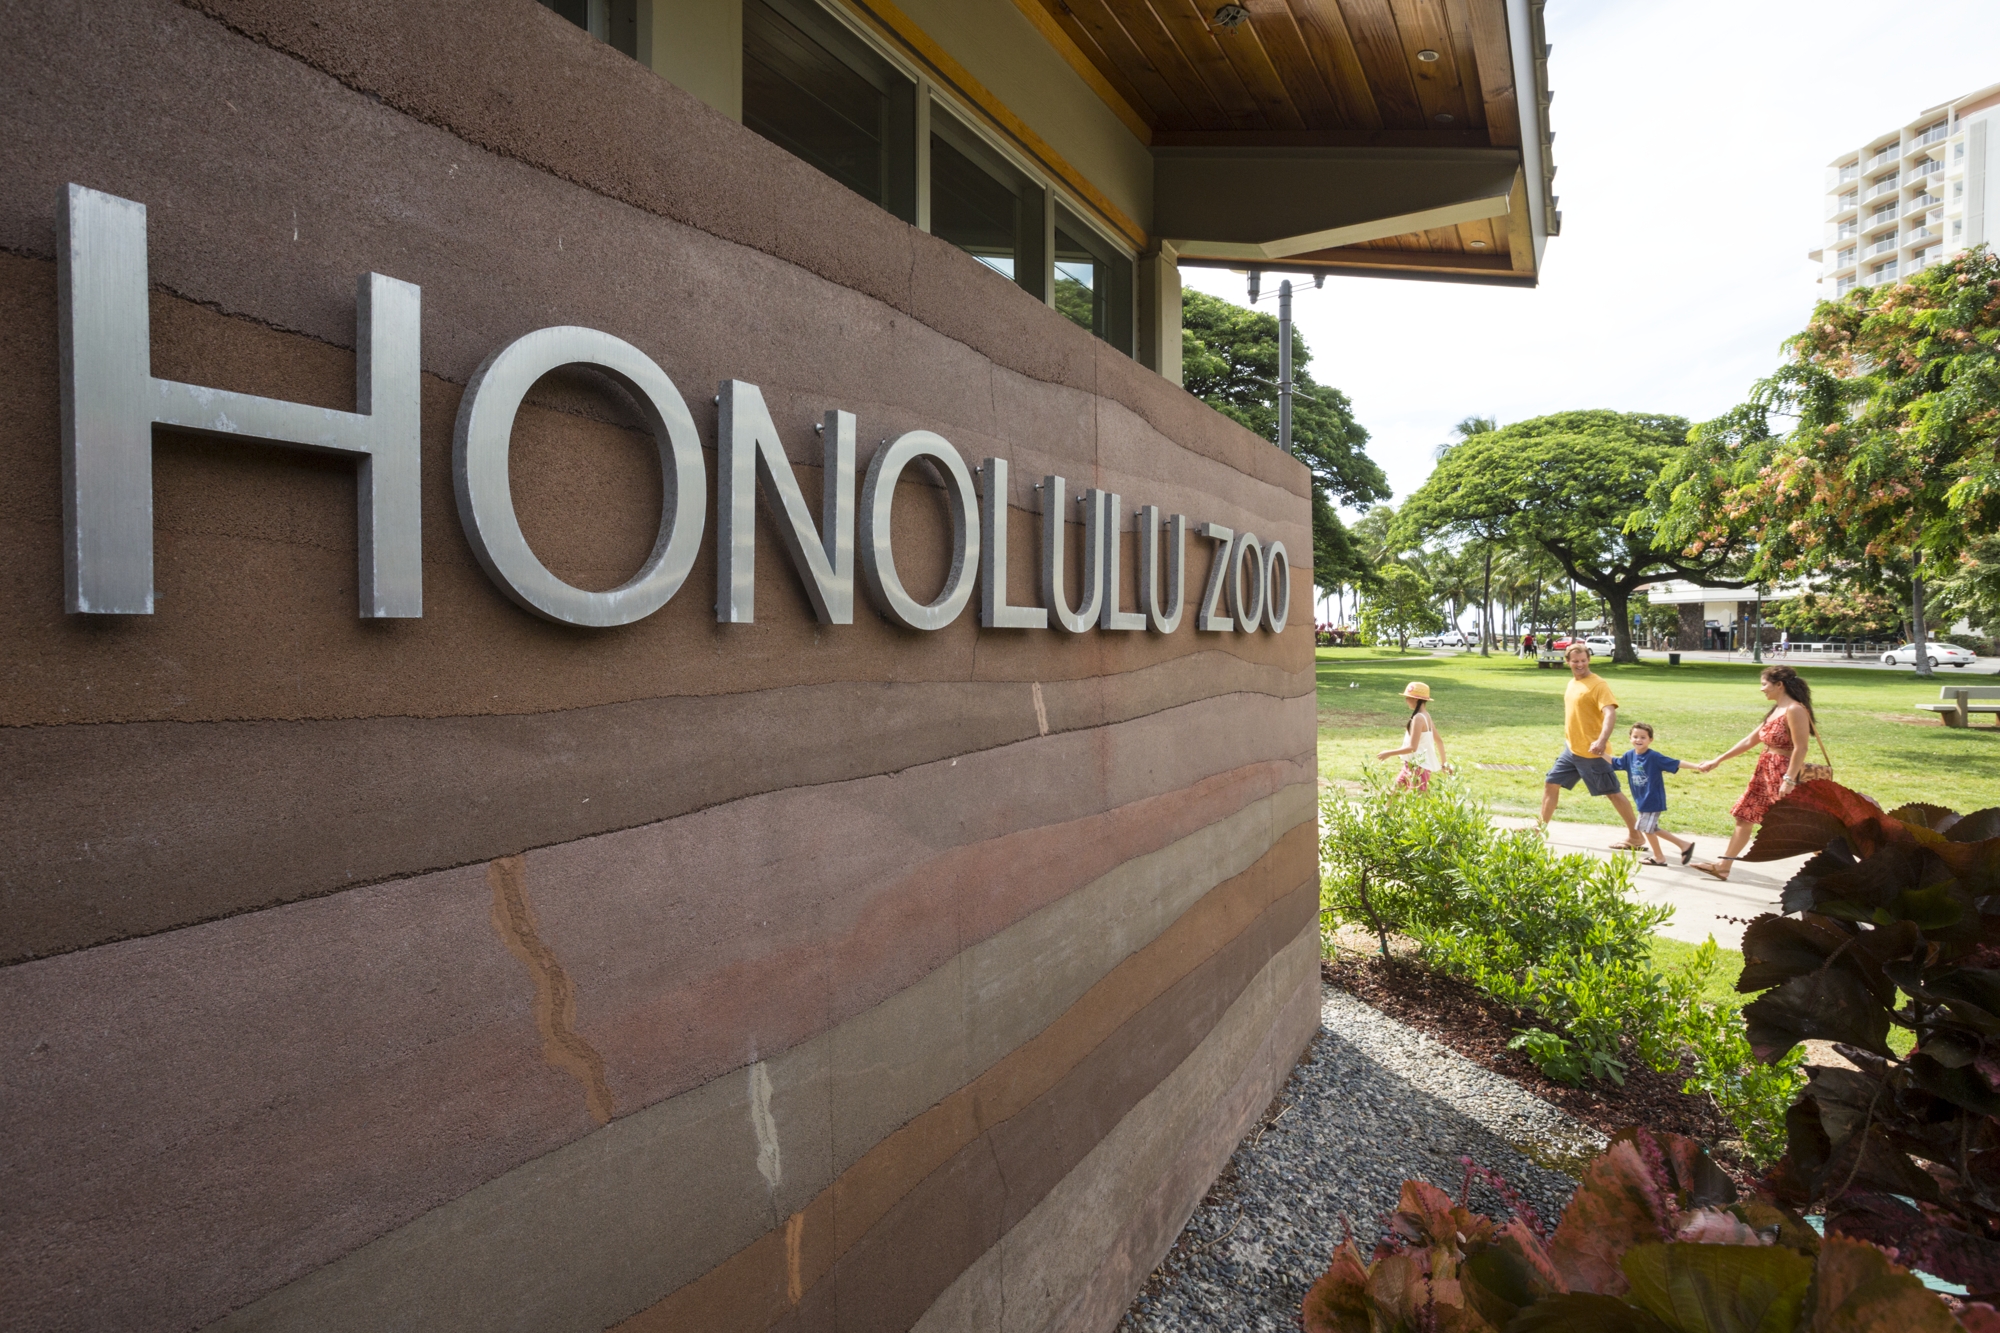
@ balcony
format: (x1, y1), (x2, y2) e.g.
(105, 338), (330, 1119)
(1828, 193), (1859, 217)
(1910, 192), (1939, 210)
(1869, 148), (1898, 169)
(1870, 264), (1899, 283)
(1868, 205), (1899, 226)
(1909, 226), (1937, 243)
(1836, 223), (1859, 240)
(1912, 158), (1944, 179)
(1915, 123), (1950, 147)
(1866, 174), (1899, 198)
(1870, 236), (1898, 255)
(1839, 162), (1861, 183)
(1837, 275), (1858, 295)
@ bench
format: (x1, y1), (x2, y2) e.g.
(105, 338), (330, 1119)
(1919, 685), (2000, 728)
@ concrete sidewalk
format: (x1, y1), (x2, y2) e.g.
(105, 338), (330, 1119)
(1492, 816), (1807, 950)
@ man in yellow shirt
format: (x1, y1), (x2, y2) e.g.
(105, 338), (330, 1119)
(1539, 644), (1642, 847)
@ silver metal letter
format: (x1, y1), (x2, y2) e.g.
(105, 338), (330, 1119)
(1098, 493), (1147, 632)
(858, 431), (980, 631)
(1041, 476), (1106, 634)
(59, 183), (423, 617)
(1197, 522), (1235, 632)
(979, 457), (1047, 629)
(1263, 540), (1291, 633)
(716, 381), (854, 624)
(1228, 531), (1266, 631)
(453, 327), (705, 627)
(1137, 506), (1187, 634)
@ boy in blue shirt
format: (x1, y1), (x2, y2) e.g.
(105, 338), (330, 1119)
(1612, 723), (1696, 866)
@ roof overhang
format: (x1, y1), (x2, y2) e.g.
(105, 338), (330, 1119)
(1155, 145), (1520, 262)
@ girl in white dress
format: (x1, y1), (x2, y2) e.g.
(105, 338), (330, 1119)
(1378, 681), (1448, 791)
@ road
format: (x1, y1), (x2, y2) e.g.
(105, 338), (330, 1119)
(1428, 645), (1999, 675)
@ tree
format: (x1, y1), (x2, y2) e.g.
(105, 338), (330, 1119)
(1358, 563), (1442, 651)
(1395, 411), (1739, 663)
(1399, 416), (1508, 654)
(1181, 289), (1390, 606)
(1652, 246), (2000, 678)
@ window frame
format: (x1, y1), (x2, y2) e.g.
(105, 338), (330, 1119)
(741, 0), (1139, 350)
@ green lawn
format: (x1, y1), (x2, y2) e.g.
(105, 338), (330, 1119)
(1318, 647), (2000, 836)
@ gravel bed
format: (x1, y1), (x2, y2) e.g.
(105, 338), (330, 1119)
(1118, 985), (1604, 1332)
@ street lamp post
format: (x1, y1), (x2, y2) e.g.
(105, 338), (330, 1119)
(1278, 279), (1294, 456)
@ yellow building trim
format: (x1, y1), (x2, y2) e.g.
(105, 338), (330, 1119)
(1003, 0), (1154, 146)
(833, 0), (1150, 249)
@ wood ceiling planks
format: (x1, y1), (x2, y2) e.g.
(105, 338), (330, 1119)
(1034, 0), (1517, 141)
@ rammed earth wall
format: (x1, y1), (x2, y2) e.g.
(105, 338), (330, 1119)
(0, 2), (1318, 1329)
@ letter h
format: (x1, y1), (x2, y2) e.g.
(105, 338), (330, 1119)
(58, 183), (423, 616)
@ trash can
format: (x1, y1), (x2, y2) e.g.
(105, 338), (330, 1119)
(1668, 652), (1682, 666)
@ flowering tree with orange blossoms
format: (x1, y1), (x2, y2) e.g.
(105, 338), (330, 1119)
(1653, 246), (2000, 676)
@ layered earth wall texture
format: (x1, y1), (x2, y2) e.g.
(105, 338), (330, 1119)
(0, 2), (1318, 1329)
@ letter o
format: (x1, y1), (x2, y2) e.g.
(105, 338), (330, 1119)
(1263, 540), (1290, 633)
(1227, 531), (1265, 631)
(858, 431), (981, 631)
(453, 327), (706, 627)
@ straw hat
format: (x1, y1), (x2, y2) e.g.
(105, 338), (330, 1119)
(1402, 682), (1432, 702)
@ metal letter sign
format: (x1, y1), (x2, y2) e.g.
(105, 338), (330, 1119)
(454, 327), (706, 627)
(59, 184), (422, 616)
(716, 381), (854, 625)
(55, 185), (1295, 639)
(858, 431), (980, 631)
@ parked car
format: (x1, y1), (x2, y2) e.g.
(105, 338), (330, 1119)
(1882, 642), (1978, 669)
(1433, 630), (1469, 648)
(1582, 634), (1616, 654)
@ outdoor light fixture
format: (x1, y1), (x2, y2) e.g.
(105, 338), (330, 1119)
(1434, 112), (1455, 123)
(1469, 240), (1487, 248)
(1212, 4), (1249, 31)
(1416, 49), (1441, 62)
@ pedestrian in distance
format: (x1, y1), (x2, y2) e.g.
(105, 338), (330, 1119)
(1538, 644), (1643, 848)
(1521, 630), (1537, 659)
(1377, 681), (1448, 792)
(1692, 665), (1826, 882)
(1612, 722), (1696, 866)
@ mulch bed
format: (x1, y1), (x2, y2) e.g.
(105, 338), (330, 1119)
(1322, 953), (1758, 1186)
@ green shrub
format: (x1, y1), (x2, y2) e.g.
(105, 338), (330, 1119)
(1318, 766), (1491, 955)
(1320, 777), (1808, 1162)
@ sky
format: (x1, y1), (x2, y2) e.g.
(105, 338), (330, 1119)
(1181, 0), (2000, 508)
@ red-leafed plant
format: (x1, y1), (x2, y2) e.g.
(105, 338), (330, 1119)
(1302, 1127), (1990, 1332)
(1730, 781), (2000, 1299)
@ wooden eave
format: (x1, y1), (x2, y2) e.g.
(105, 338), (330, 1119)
(1022, 0), (1543, 283)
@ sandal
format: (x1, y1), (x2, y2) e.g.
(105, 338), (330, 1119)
(1681, 843), (1696, 865)
(1608, 839), (1646, 851)
(1642, 856), (1670, 867)
(1695, 862), (1731, 882)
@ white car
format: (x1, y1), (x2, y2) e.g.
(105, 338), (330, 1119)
(1582, 634), (1617, 654)
(1882, 642), (1978, 669)
(1433, 630), (1469, 648)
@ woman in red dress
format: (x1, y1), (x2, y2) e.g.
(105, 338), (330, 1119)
(1692, 665), (1816, 882)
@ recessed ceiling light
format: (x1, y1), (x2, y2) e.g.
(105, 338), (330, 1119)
(1416, 49), (1441, 62)
(1434, 112), (1455, 123)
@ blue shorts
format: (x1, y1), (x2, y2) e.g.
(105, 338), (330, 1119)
(1546, 747), (1619, 797)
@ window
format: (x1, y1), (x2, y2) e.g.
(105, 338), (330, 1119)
(742, 0), (917, 222)
(1836, 246), (1856, 265)
(930, 112), (1045, 298)
(539, 0), (639, 56)
(1052, 206), (1134, 352)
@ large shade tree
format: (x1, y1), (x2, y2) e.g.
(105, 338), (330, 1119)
(1181, 289), (1389, 606)
(1396, 411), (1743, 663)
(1652, 246), (2000, 676)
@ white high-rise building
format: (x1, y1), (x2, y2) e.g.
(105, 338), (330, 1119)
(1812, 82), (2000, 297)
